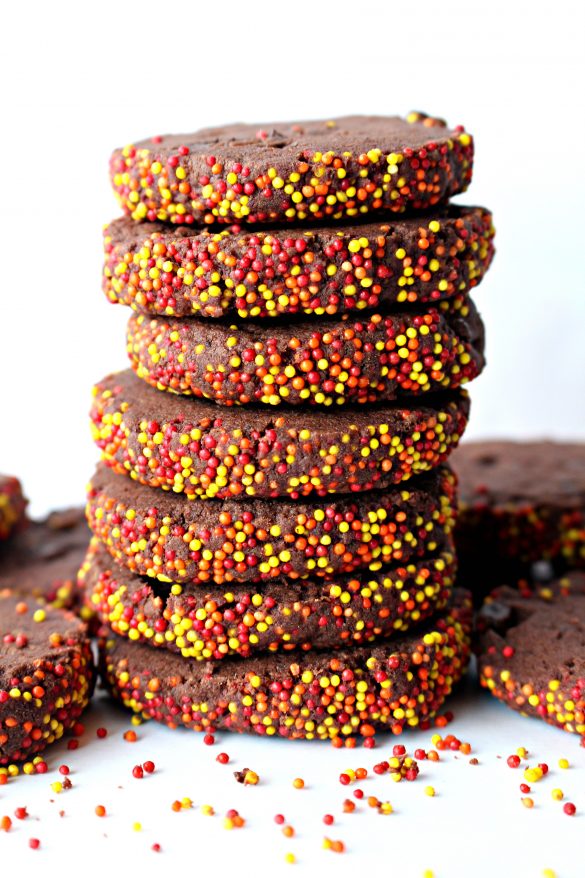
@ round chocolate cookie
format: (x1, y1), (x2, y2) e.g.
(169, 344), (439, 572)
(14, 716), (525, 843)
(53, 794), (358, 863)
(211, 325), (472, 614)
(0, 594), (94, 764)
(110, 113), (474, 227)
(103, 205), (494, 320)
(454, 442), (585, 586)
(0, 475), (27, 541)
(86, 464), (456, 585)
(477, 573), (585, 736)
(0, 508), (91, 615)
(127, 297), (484, 407)
(82, 536), (455, 661)
(91, 369), (470, 500)
(99, 588), (472, 740)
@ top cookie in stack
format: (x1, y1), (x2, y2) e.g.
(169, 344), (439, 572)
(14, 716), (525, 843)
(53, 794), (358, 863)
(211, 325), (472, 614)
(88, 113), (493, 743)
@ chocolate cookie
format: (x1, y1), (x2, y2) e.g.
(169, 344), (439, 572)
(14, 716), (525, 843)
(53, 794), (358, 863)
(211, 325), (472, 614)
(0, 508), (91, 614)
(109, 113), (474, 227)
(476, 573), (585, 736)
(99, 588), (472, 740)
(127, 296), (484, 407)
(86, 464), (456, 584)
(82, 536), (455, 660)
(0, 475), (27, 541)
(103, 205), (494, 320)
(0, 594), (94, 764)
(91, 369), (470, 500)
(454, 442), (585, 584)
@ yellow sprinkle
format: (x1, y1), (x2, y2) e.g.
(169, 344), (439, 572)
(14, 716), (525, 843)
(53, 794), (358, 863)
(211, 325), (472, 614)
(424, 786), (435, 797)
(558, 758), (570, 769)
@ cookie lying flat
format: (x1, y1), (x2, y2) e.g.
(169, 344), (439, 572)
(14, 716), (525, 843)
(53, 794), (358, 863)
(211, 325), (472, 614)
(0, 475), (27, 541)
(82, 536), (455, 660)
(476, 573), (585, 736)
(0, 594), (94, 764)
(127, 297), (484, 407)
(91, 369), (470, 500)
(110, 113), (473, 227)
(99, 588), (471, 740)
(86, 464), (456, 584)
(103, 205), (494, 320)
(454, 441), (585, 581)
(0, 508), (91, 613)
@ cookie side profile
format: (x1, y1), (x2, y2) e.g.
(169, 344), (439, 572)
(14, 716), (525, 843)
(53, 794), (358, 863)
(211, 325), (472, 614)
(91, 370), (470, 499)
(82, 536), (455, 660)
(476, 574), (585, 736)
(99, 588), (472, 740)
(86, 464), (457, 584)
(0, 594), (94, 764)
(110, 113), (474, 226)
(103, 205), (494, 319)
(127, 297), (485, 407)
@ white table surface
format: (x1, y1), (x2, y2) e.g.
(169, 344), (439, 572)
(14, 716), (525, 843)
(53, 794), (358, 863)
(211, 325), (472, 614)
(1, 666), (582, 878)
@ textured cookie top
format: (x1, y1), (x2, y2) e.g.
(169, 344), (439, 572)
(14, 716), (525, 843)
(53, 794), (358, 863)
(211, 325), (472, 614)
(110, 112), (473, 226)
(0, 593), (89, 684)
(453, 441), (585, 509)
(477, 573), (585, 682)
(134, 116), (463, 157)
(0, 508), (90, 605)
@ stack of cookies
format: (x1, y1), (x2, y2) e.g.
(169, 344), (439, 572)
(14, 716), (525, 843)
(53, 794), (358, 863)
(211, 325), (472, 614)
(85, 113), (494, 742)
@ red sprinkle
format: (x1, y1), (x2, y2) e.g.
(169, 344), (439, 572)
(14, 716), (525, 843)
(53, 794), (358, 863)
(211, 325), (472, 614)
(143, 761), (155, 774)
(323, 814), (334, 825)
(507, 755), (521, 768)
(96, 727), (107, 739)
(216, 753), (230, 765)
(274, 814), (285, 825)
(564, 803), (576, 816)
(132, 765), (144, 779)
(14, 807), (28, 820)
(29, 838), (40, 850)
(204, 734), (215, 746)
(59, 765), (70, 775)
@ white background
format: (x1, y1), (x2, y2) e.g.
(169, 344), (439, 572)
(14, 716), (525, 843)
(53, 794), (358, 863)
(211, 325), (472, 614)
(1, 2), (585, 876)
